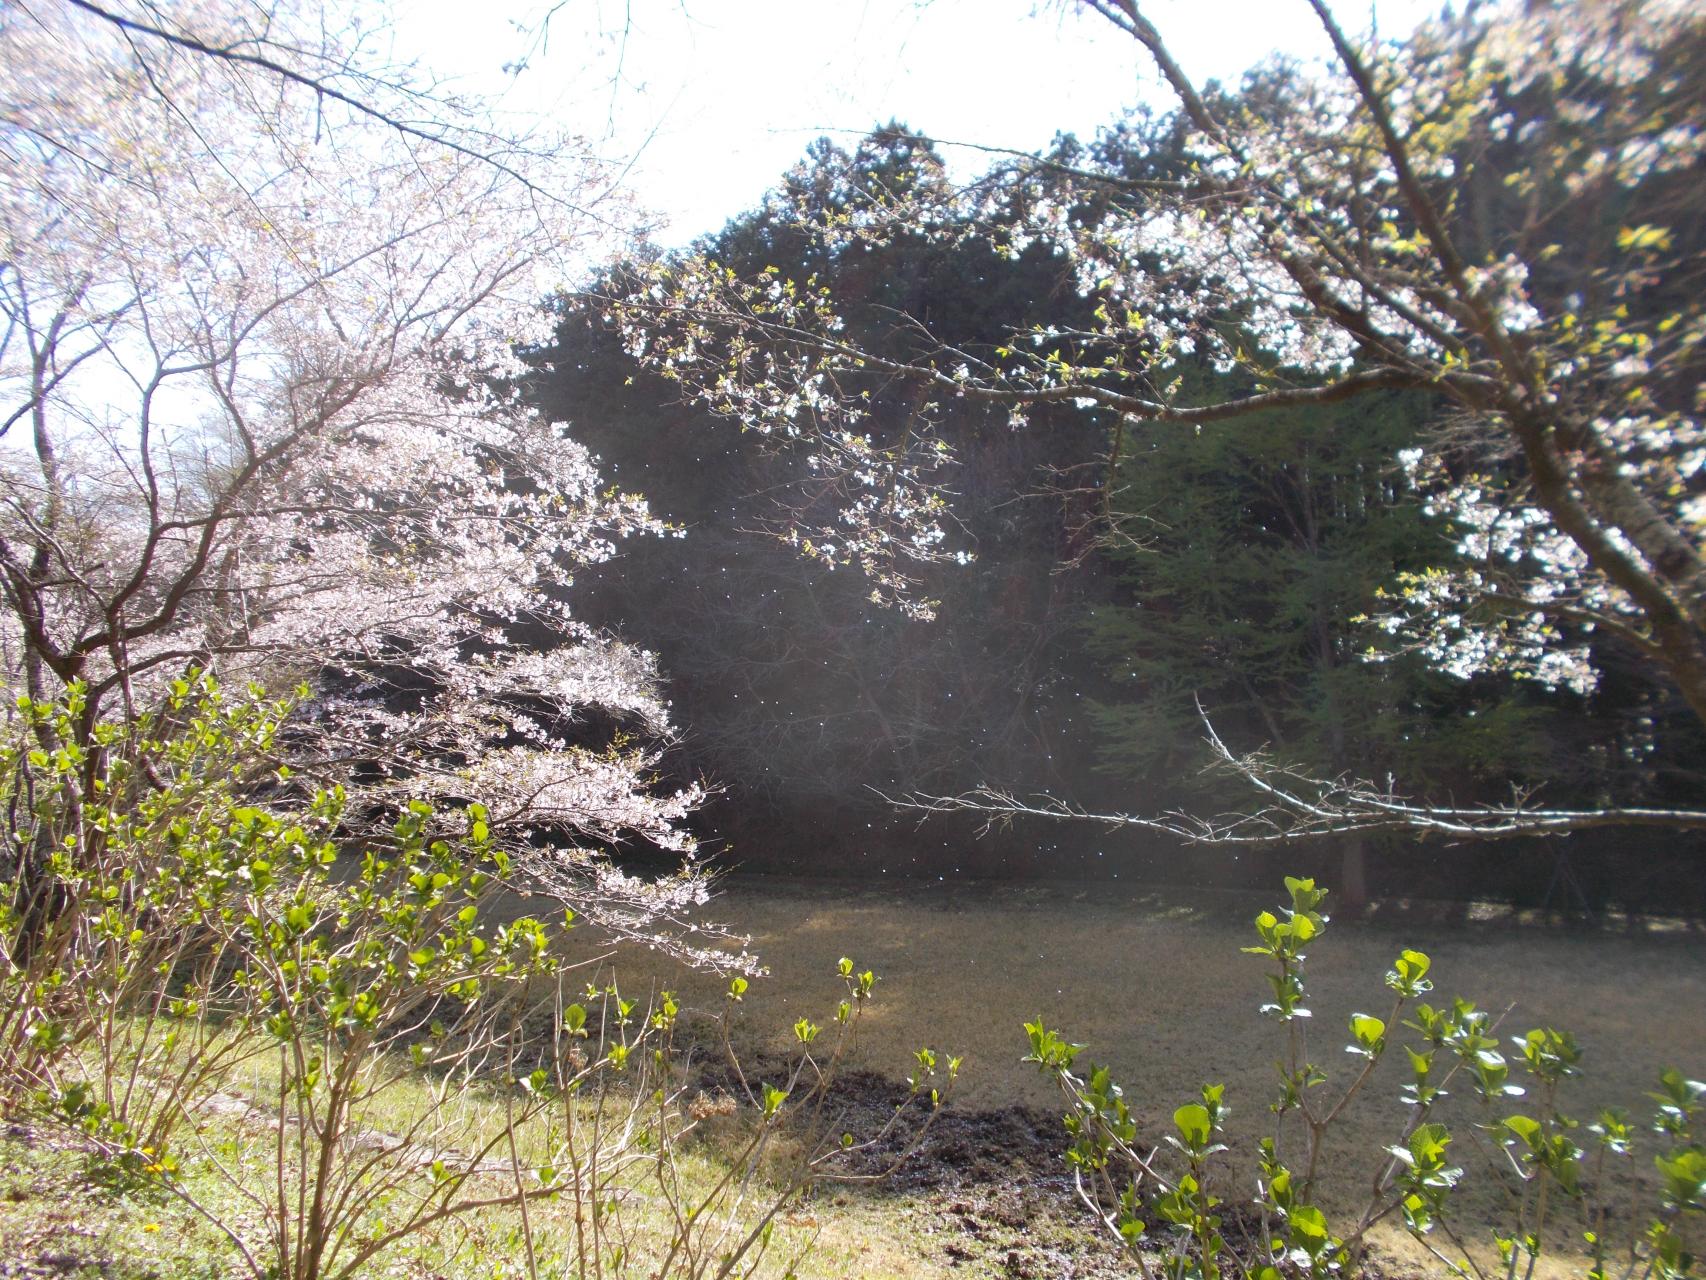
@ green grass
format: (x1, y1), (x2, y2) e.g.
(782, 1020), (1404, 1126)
(3, 878), (1700, 1279)
(0, 1043), (1042, 1280)
(0, 1108), (1030, 1280)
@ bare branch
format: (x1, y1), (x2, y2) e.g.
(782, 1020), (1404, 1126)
(891, 700), (1706, 842)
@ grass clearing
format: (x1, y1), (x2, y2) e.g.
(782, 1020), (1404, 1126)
(587, 876), (1705, 1114)
(0, 1055), (983, 1280)
(3, 875), (1700, 1279)
(578, 875), (1706, 1271)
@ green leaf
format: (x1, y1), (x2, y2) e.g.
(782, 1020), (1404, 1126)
(1174, 1102), (1213, 1150)
(1502, 1114), (1543, 1149)
(1616, 224), (1673, 253)
(1655, 1148), (1706, 1208)
(1386, 949), (1433, 995)
(1350, 1012), (1386, 1050)
(1284, 876), (1327, 915)
(1289, 1204), (1331, 1256)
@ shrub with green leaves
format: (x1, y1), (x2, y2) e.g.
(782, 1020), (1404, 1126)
(1, 678), (569, 1277)
(1, 676), (956, 1280)
(0, 675), (297, 1136)
(1026, 877), (1704, 1280)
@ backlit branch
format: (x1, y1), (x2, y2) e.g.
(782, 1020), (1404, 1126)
(891, 701), (1706, 842)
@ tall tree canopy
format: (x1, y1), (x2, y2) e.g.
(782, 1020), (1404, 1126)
(538, 130), (1114, 874)
(614, 0), (1706, 842)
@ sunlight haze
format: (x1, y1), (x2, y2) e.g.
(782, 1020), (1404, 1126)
(395, 0), (1440, 241)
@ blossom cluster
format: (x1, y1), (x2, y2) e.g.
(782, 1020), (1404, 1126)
(0, 0), (711, 941)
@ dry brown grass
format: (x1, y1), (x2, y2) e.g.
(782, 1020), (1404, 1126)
(576, 875), (1706, 1270)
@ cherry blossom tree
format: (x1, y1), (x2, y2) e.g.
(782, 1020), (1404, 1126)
(0, 0), (716, 936)
(614, 0), (1706, 839)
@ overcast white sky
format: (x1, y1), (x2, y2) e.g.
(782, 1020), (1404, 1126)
(393, 0), (1437, 242)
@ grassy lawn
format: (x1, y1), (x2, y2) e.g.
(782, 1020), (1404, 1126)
(584, 875), (1706, 1273)
(2, 876), (1700, 1279)
(0, 1062), (1015, 1280)
(598, 875), (1705, 1113)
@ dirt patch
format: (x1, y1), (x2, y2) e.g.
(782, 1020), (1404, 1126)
(689, 1056), (1135, 1275)
(819, 1080), (1135, 1278)
(742, 1066), (1440, 1280)
(873, 1104), (1140, 1279)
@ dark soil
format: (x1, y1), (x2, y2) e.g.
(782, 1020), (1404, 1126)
(695, 1059), (1148, 1277)
(694, 1060), (1436, 1279)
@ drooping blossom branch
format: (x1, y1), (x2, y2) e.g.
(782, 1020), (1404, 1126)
(0, 0), (721, 954)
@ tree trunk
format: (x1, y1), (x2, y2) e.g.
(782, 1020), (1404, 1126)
(1340, 834), (1369, 914)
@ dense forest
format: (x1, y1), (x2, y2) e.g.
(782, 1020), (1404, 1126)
(534, 113), (1706, 911)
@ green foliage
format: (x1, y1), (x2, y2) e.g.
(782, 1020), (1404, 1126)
(1028, 877), (1704, 1279)
(538, 126), (1119, 878)
(0, 678), (955, 1280)
(0, 675), (299, 1138)
(1084, 370), (1573, 816)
